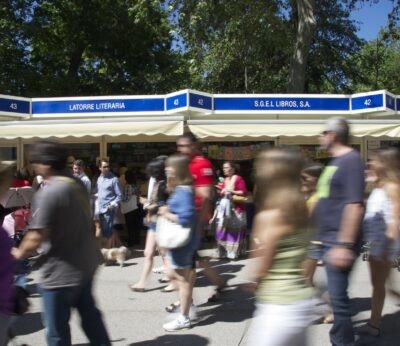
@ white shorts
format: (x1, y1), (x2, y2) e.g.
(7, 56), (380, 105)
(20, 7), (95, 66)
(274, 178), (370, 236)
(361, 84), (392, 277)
(247, 299), (313, 346)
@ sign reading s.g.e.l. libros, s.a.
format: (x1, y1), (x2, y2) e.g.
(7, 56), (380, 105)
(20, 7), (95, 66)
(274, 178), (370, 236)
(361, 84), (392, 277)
(213, 94), (350, 114)
(0, 95), (30, 117)
(32, 96), (165, 117)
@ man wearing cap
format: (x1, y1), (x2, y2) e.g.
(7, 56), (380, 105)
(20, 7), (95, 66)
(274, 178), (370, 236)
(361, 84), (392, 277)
(73, 159), (91, 195)
(12, 141), (110, 346)
(315, 117), (365, 346)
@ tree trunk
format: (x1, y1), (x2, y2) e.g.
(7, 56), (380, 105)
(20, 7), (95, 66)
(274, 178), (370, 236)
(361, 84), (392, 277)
(287, 0), (316, 93)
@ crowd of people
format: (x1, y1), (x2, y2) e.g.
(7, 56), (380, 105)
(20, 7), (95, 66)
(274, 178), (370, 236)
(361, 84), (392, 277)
(0, 116), (400, 345)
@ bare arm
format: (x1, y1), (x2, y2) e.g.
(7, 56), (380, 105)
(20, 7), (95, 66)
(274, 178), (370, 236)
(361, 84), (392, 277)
(196, 185), (213, 222)
(384, 183), (400, 240)
(328, 203), (364, 269)
(12, 228), (49, 260)
(337, 203), (364, 243)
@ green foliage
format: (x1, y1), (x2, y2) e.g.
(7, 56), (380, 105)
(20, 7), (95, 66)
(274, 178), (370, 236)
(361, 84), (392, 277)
(350, 29), (400, 94)
(0, 0), (399, 97)
(169, 0), (374, 94)
(169, 0), (293, 93)
(0, 0), (188, 97)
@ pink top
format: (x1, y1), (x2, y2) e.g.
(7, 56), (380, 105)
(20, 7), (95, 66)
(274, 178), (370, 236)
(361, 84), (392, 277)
(221, 175), (247, 213)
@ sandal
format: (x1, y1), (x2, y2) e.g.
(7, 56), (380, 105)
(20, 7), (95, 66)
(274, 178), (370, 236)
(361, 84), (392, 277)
(158, 278), (170, 284)
(129, 285), (146, 292)
(207, 282), (227, 302)
(165, 302), (180, 313)
(357, 323), (380, 337)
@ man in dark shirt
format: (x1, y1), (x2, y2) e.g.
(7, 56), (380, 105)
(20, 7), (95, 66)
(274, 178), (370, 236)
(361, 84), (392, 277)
(315, 118), (365, 346)
(13, 141), (110, 346)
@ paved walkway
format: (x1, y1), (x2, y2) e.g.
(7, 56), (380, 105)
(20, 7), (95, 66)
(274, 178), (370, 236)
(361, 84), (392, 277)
(8, 247), (400, 346)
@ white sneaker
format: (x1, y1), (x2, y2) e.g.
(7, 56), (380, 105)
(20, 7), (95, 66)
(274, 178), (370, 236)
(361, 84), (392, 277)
(163, 316), (191, 331)
(189, 304), (198, 321)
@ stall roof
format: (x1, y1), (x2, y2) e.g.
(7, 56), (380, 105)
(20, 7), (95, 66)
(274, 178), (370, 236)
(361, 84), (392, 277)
(0, 116), (184, 139)
(188, 119), (400, 139)
(0, 89), (399, 119)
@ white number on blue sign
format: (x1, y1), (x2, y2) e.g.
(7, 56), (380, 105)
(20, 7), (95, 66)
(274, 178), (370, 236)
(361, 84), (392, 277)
(364, 99), (372, 107)
(10, 103), (18, 110)
(174, 99), (179, 106)
(198, 99), (204, 106)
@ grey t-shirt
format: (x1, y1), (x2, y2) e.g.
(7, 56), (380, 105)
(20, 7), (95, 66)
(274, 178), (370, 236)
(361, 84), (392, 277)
(30, 175), (101, 289)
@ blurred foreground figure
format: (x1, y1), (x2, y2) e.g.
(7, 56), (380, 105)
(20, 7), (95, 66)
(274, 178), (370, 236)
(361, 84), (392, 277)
(0, 162), (14, 346)
(13, 141), (110, 346)
(247, 148), (313, 346)
(315, 117), (364, 346)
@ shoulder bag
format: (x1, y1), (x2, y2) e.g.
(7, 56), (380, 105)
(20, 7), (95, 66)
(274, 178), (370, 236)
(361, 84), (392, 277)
(228, 175), (248, 203)
(156, 216), (191, 249)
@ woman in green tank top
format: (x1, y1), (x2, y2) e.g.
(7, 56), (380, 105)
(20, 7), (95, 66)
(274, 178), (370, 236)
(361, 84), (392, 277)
(246, 148), (314, 346)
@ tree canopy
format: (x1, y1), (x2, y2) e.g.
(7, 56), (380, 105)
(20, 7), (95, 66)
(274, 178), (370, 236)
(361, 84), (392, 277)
(0, 0), (188, 97)
(0, 0), (398, 97)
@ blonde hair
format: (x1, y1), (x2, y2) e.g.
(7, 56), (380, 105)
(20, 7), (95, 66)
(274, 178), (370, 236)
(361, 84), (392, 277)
(255, 148), (308, 229)
(372, 148), (400, 184)
(166, 154), (193, 193)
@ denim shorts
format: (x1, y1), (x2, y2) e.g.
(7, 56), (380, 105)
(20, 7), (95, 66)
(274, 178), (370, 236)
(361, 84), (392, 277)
(167, 247), (196, 269)
(307, 242), (324, 261)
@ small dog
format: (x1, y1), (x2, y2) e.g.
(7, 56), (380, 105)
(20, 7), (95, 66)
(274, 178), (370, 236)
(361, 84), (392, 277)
(101, 246), (128, 267)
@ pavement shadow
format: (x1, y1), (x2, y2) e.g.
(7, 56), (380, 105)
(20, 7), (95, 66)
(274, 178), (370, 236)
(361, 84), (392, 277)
(8, 312), (44, 336)
(350, 297), (371, 316)
(195, 284), (254, 327)
(129, 334), (209, 345)
(195, 263), (245, 288)
(355, 310), (400, 346)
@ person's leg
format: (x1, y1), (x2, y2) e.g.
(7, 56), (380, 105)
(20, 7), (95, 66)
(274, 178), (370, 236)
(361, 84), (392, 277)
(131, 231), (157, 289)
(175, 268), (192, 316)
(75, 279), (111, 346)
(99, 209), (115, 240)
(325, 261), (354, 346)
(41, 286), (74, 346)
(369, 258), (392, 328)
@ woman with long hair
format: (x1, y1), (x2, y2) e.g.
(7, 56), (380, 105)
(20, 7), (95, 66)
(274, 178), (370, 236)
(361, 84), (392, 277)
(247, 148), (314, 345)
(358, 148), (400, 337)
(130, 156), (168, 292)
(159, 154), (197, 331)
(215, 161), (247, 259)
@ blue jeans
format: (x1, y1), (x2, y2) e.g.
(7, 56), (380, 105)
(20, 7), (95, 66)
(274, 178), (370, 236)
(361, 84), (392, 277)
(40, 278), (110, 346)
(324, 251), (355, 346)
(99, 209), (115, 238)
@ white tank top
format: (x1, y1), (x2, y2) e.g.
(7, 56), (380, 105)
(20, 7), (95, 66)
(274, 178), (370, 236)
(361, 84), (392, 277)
(364, 187), (393, 225)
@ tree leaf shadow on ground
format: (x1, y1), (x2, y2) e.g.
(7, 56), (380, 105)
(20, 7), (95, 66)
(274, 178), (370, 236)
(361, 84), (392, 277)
(128, 334), (209, 345)
(350, 297), (372, 316)
(8, 311), (44, 337)
(195, 263), (245, 289)
(354, 310), (400, 346)
(194, 284), (254, 327)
